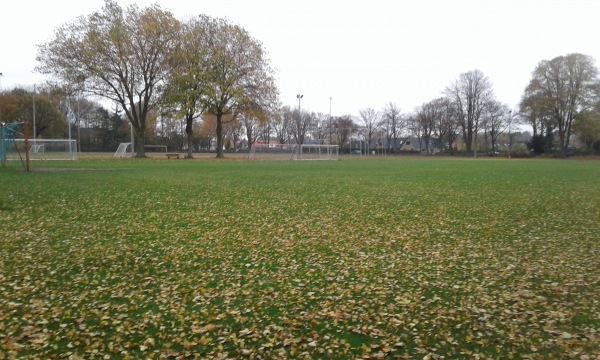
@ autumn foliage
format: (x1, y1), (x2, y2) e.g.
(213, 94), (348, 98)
(1, 158), (598, 358)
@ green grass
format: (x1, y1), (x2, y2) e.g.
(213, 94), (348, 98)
(1, 157), (599, 358)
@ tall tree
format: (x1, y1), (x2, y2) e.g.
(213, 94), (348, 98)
(162, 16), (210, 159)
(274, 106), (293, 144)
(241, 113), (262, 149)
(381, 102), (403, 151)
(520, 53), (599, 154)
(197, 16), (278, 158)
(333, 115), (357, 151)
(434, 97), (459, 153)
(445, 70), (495, 154)
(415, 99), (444, 155)
(36, 0), (180, 157)
(572, 110), (600, 152)
(481, 101), (509, 155)
(358, 108), (379, 154)
(290, 109), (314, 149)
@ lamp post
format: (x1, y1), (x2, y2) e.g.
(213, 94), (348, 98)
(508, 110), (512, 159)
(32, 84), (37, 147)
(0, 72), (3, 92)
(329, 96), (332, 144)
(296, 94), (303, 157)
(297, 94), (303, 113)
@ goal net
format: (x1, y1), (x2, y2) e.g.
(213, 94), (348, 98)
(297, 144), (339, 160)
(114, 143), (133, 158)
(249, 142), (339, 161)
(10, 139), (78, 160)
(248, 142), (297, 160)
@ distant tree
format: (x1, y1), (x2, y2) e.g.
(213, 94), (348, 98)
(241, 113), (262, 149)
(223, 118), (242, 151)
(45, 86), (98, 152)
(572, 110), (600, 152)
(445, 70), (495, 154)
(434, 98), (459, 153)
(193, 16), (278, 158)
(36, 0), (180, 157)
(333, 115), (357, 151)
(381, 102), (403, 151)
(519, 90), (550, 138)
(0, 91), (19, 125)
(481, 101), (509, 155)
(162, 16), (210, 159)
(0, 88), (67, 139)
(310, 113), (328, 144)
(520, 53), (600, 154)
(358, 108), (379, 154)
(199, 113), (218, 150)
(415, 99), (445, 155)
(274, 106), (293, 144)
(290, 109), (314, 149)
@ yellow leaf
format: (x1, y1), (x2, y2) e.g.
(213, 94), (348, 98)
(199, 336), (210, 345)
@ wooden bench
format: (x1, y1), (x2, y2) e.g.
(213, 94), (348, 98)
(166, 153), (180, 159)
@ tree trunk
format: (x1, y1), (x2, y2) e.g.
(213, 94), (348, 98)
(465, 127), (473, 154)
(216, 112), (224, 158)
(185, 114), (194, 159)
(246, 126), (253, 152)
(134, 129), (145, 158)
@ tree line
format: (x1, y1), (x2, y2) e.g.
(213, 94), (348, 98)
(2, 0), (599, 157)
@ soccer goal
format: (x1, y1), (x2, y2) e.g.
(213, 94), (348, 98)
(11, 139), (78, 160)
(249, 142), (339, 160)
(29, 144), (44, 154)
(248, 142), (298, 160)
(113, 143), (133, 158)
(297, 144), (339, 160)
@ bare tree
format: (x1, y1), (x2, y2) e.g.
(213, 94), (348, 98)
(308, 112), (327, 144)
(290, 108), (314, 149)
(445, 70), (495, 154)
(358, 108), (379, 154)
(415, 99), (444, 155)
(332, 115), (357, 151)
(239, 111), (264, 149)
(274, 106), (293, 144)
(434, 98), (459, 153)
(481, 101), (509, 155)
(381, 102), (403, 152)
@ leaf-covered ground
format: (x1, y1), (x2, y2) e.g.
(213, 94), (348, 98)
(1, 158), (599, 359)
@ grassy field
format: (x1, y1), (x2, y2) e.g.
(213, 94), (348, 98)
(1, 157), (599, 359)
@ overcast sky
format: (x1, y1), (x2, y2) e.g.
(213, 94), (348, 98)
(1, 0), (599, 117)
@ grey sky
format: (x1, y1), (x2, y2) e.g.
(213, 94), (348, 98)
(1, 0), (598, 117)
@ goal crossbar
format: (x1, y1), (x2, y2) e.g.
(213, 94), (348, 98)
(296, 144), (339, 161)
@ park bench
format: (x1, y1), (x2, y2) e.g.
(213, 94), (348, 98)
(166, 153), (180, 159)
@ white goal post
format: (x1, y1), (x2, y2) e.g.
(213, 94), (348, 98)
(249, 142), (339, 160)
(297, 144), (339, 160)
(113, 142), (133, 158)
(10, 139), (77, 160)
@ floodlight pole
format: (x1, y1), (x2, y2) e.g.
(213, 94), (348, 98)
(329, 96), (332, 144)
(130, 122), (135, 157)
(508, 110), (512, 159)
(24, 121), (30, 172)
(296, 94), (303, 157)
(68, 102), (73, 154)
(32, 85), (37, 148)
(0, 122), (4, 167)
(297, 94), (303, 114)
